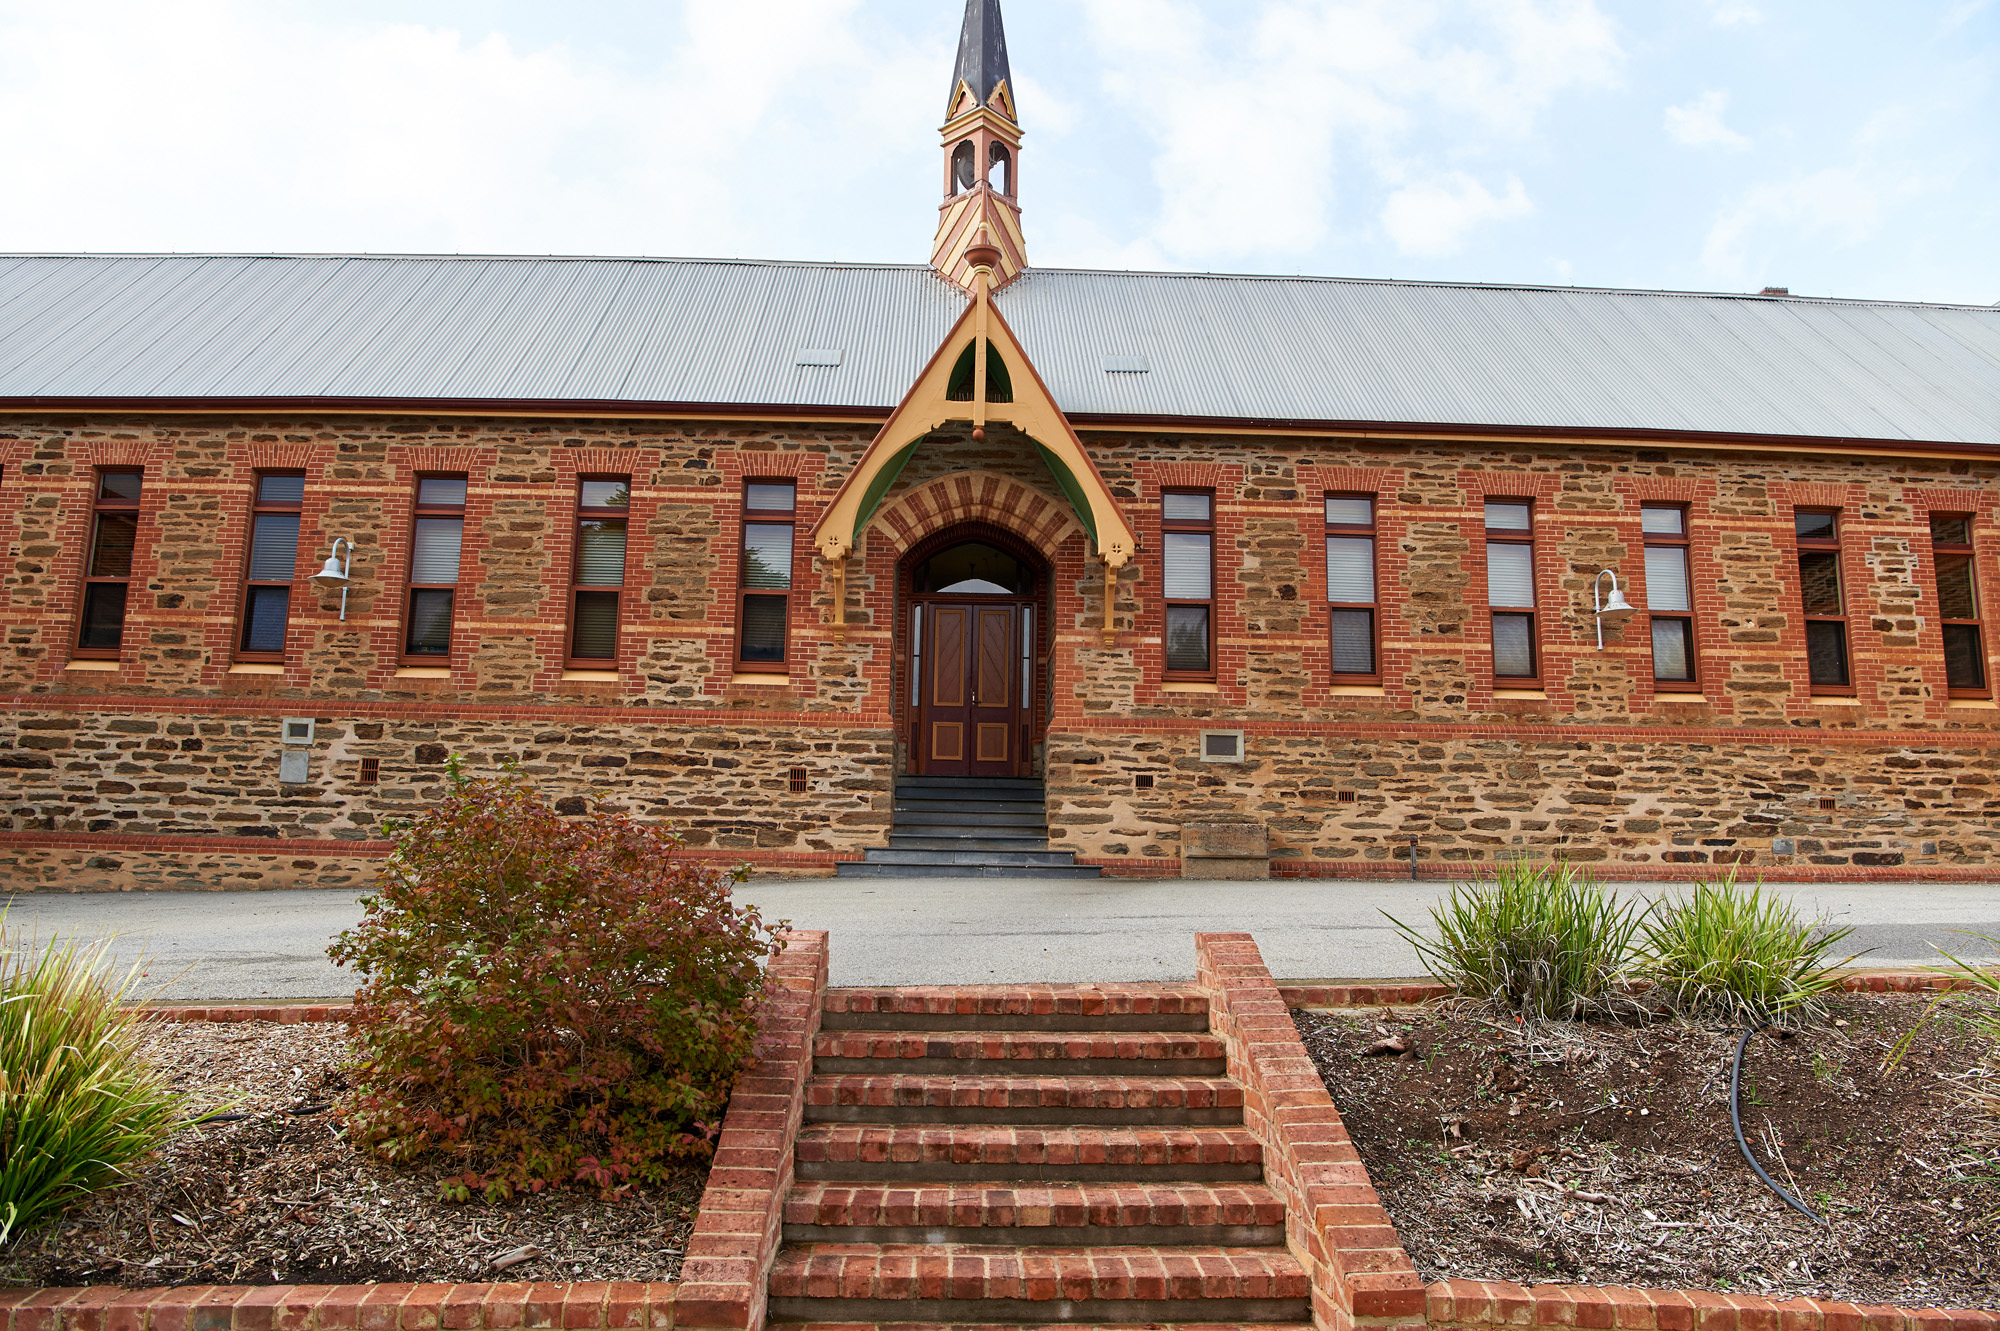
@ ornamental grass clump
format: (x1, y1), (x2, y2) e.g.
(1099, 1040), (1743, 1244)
(0, 928), (183, 1246)
(330, 763), (784, 1203)
(1637, 875), (1859, 1024)
(1385, 860), (1641, 1022)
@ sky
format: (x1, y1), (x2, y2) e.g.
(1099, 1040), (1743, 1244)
(1, 0), (1995, 305)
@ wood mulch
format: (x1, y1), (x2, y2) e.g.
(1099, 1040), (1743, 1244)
(0, 1022), (706, 1289)
(1296, 993), (2000, 1309)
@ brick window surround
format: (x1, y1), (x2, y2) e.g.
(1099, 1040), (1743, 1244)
(737, 479), (797, 672)
(1483, 499), (1539, 685)
(400, 475), (466, 664)
(1325, 493), (1380, 683)
(1795, 508), (1853, 694)
(1931, 512), (1987, 697)
(568, 476), (629, 666)
(73, 469), (142, 659)
(1161, 488), (1216, 679)
(1642, 503), (1699, 690)
(236, 472), (305, 663)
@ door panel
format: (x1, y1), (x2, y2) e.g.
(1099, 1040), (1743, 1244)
(918, 600), (1021, 778)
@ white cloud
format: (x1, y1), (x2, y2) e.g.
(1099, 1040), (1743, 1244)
(1381, 173), (1533, 256)
(0, 0), (943, 259)
(1704, 1), (1763, 25)
(1665, 90), (1752, 150)
(1700, 166), (1897, 282)
(1073, 0), (1619, 264)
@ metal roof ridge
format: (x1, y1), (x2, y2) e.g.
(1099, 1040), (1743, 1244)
(0, 252), (945, 272)
(1005, 265), (2000, 312)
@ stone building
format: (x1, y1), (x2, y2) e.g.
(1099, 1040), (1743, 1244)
(4, 0), (2000, 890)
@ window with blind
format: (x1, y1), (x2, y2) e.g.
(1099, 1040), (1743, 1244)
(76, 470), (142, 656)
(1795, 509), (1849, 690)
(1931, 513), (1985, 695)
(1642, 504), (1697, 687)
(239, 473), (304, 659)
(1162, 490), (1214, 676)
(569, 477), (629, 664)
(1325, 494), (1378, 680)
(403, 476), (466, 660)
(1484, 500), (1537, 681)
(738, 480), (795, 668)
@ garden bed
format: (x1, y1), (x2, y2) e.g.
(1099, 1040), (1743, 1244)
(1296, 993), (2000, 1309)
(0, 1021), (706, 1289)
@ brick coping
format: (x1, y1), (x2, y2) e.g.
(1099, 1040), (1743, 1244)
(1426, 1278), (2000, 1328)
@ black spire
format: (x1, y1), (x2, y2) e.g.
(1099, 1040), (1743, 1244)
(949, 0), (1014, 118)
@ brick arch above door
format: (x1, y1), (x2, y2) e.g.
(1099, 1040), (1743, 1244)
(870, 468), (1084, 562)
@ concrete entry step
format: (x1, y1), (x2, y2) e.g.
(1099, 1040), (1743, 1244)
(891, 808), (1049, 827)
(803, 1074), (1245, 1125)
(884, 834), (1058, 852)
(764, 1243), (1311, 1324)
(792, 1124), (1264, 1183)
(892, 797), (1051, 815)
(860, 849), (1079, 867)
(835, 863), (1101, 879)
(781, 1181), (1288, 1247)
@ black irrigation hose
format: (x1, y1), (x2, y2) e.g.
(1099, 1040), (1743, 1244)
(188, 1102), (331, 1126)
(1729, 1023), (1824, 1224)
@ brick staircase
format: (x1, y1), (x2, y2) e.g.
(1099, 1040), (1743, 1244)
(764, 985), (1312, 1328)
(836, 777), (1101, 879)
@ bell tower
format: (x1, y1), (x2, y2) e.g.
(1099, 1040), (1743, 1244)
(932, 0), (1027, 292)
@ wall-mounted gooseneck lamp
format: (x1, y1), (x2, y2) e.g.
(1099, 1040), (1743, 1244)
(1591, 567), (1639, 650)
(309, 537), (355, 621)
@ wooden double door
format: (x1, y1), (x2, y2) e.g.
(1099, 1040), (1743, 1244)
(912, 599), (1036, 778)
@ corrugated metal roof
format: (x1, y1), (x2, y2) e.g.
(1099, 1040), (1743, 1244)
(1, 253), (1996, 445)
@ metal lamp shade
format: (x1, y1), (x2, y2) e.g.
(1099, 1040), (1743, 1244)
(1596, 586), (1639, 624)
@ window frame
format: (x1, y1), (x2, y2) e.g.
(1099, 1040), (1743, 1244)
(235, 470), (305, 663)
(1930, 512), (1987, 698)
(1160, 487), (1217, 682)
(735, 478), (797, 673)
(73, 467), (143, 659)
(1324, 492), (1381, 684)
(566, 474), (630, 668)
(1483, 498), (1540, 687)
(399, 473), (468, 666)
(1642, 503), (1700, 692)
(1794, 507), (1854, 695)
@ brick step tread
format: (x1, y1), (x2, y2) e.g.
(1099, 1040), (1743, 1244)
(815, 1032), (1225, 1062)
(767, 1244), (1309, 1301)
(785, 1182), (1286, 1230)
(836, 865), (1103, 880)
(795, 1125), (1262, 1172)
(804, 1075), (1243, 1125)
(774, 1323), (1313, 1331)
(774, 1323), (1312, 1331)
(862, 850), (1079, 867)
(825, 988), (1209, 1018)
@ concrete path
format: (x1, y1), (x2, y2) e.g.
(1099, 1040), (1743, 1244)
(5, 877), (1999, 1000)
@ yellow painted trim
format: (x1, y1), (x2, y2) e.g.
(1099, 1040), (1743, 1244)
(1948, 698), (1999, 709)
(988, 80), (1016, 122)
(1161, 681), (1221, 693)
(392, 666), (450, 678)
(808, 298), (1137, 568)
(559, 668), (620, 682)
(1492, 689), (1549, 699)
(1809, 694), (1862, 705)
(729, 672), (790, 686)
(63, 659), (120, 672)
(1653, 694), (1710, 703)
(1325, 684), (1386, 696)
(227, 663), (284, 675)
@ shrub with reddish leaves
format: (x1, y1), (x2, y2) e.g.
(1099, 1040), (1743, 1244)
(329, 764), (783, 1202)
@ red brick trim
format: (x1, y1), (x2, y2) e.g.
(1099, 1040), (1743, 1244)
(1274, 972), (1970, 1009)
(1195, 932), (1428, 1331)
(1424, 1280), (2000, 1331)
(132, 1004), (353, 1023)
(0, 1281), (677, 1331)
(0, 695), (898, 729)
(674, 929), (826, 1330)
